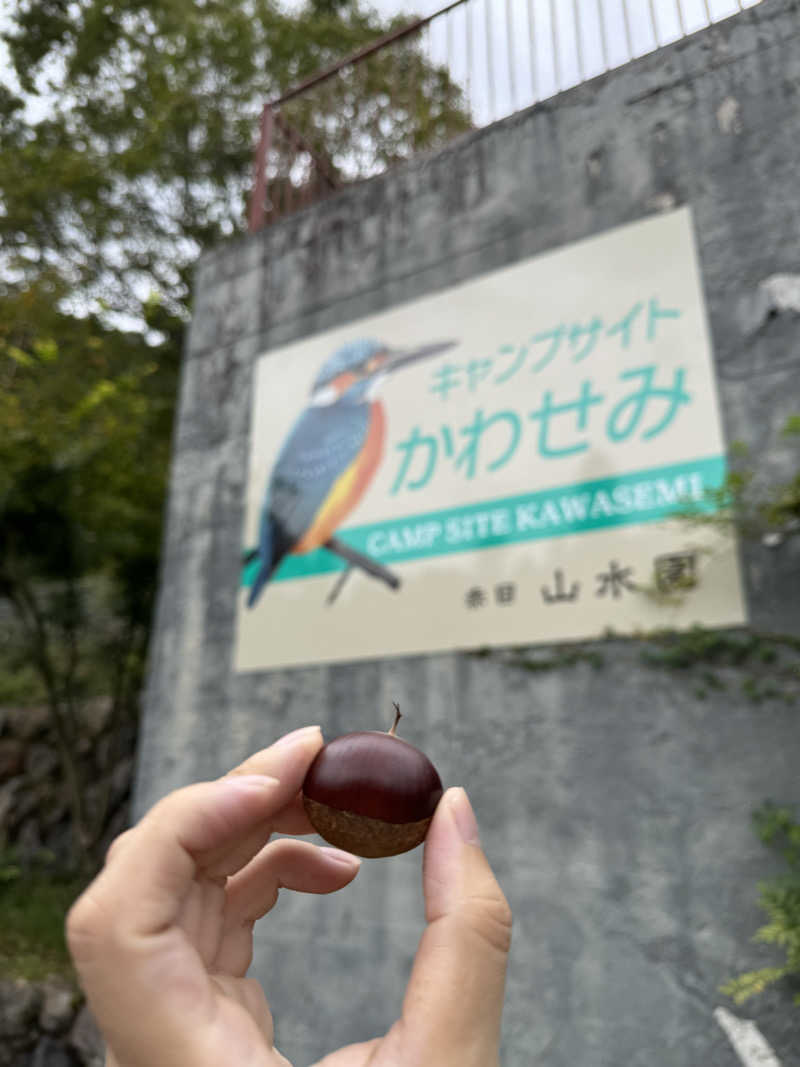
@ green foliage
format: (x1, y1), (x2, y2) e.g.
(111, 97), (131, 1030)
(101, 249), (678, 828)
(640, 626), (792, 670)
(0, 281), (176, 600)
(764, 422), (800, 533)
(0, 0), (470, 872)
(639, 626), (800, 705)
(0, 279), (178, 869)
(0, 849), (84, 981)
(0, 644), (47, 704)
(470, 644), (605, 672)
(679, 416), (800, 543)
(1, 0), (471, 322)
(505, 646), (605, 673)
(721, 805), (800, 1006)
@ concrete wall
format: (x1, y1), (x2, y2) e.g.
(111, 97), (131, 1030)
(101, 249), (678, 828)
(136, 1), (800, 1062)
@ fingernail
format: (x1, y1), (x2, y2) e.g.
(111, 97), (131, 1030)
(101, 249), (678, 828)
(225, 774), (281, 793)
(274, 725), (322, 749)
(321, 847), (361, 868)
(450, 788), (481, 845)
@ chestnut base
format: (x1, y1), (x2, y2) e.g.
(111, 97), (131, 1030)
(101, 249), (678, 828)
(302, 795), (433, 858)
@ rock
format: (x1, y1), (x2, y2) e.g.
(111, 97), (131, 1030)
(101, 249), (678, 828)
(93, 734), (111, 769)
(82, 782), (105, 830)
(39, 785), (70, 829)
(38, 979), (77, 1035)
(43, 820), (77, 870)
(0, 776), (24, 833)
(4, 776), (41, 830)
(109, 757), (134, 806)
(97, 804), (130, 859)
(16, 816), (44, 864)
(30, 1035), (78, 1066)
(95, 723), (137, 771)
(0, 738), (25, 782)
(0, 977), (43, 1037)
(68, 1006), (104, 1067)
(25, 744), (60, 784)
(0, 1038), (31, 1067)
(78, 698), (113, 739)
(5, 706), (51, 742)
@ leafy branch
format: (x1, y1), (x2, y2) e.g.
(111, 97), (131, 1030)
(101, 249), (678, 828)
(0, 284), (176, 873)
(679, 418), (800, 545)
(721, 804), (800, 1006)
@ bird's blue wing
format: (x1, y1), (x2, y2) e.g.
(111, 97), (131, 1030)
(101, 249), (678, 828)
(269, 404), (372, 547)
(247, 404), (371, 606)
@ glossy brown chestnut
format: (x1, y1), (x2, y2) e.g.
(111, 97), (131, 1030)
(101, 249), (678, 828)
(302, 708), (443, 858)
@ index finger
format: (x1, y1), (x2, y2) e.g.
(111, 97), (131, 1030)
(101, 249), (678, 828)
(223, 725), (324, 838)
(71, 725), (324, 946)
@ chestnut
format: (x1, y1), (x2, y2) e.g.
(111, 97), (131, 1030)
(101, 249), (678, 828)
(302, 705), (443, 858)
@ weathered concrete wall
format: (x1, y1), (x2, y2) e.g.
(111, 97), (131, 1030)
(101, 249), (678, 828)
(136, 1), (800, 1063)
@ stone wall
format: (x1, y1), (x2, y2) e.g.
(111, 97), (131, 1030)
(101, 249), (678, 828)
(0, 699), (126, 1066)
(0, 980), (103, 1067)
(0, 700), (133, 868)
(136, 1), (800, 1064)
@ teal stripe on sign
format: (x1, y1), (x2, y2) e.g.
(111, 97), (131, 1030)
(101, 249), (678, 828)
(242, 455), (726, 586)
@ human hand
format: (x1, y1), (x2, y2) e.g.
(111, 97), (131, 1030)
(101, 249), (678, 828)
(66, 725), (512, 1067)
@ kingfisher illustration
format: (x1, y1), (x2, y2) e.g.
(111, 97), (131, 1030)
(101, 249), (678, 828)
(245, 337), (455, 608)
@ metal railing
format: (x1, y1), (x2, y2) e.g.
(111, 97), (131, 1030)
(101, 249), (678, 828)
(248, 0), (761, 232)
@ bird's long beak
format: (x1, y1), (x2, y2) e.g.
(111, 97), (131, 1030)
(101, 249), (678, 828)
(386, 340), (457, 372)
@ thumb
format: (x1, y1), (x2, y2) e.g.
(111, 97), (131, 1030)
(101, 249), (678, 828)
(400, 788), (512, 1066)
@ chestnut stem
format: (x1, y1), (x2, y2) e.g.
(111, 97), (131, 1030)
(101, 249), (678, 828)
(389, 702), (402, 736)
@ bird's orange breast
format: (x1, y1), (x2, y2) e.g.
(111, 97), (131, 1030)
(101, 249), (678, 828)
(293, 403), (386, 555)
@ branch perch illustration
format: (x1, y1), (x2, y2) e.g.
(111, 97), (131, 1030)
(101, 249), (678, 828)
(324, 537), (400, 605)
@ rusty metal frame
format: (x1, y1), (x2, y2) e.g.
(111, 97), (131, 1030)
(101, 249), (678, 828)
(248, 105), (274, 233)
(247, 0), (759, 233)
(248, 0), (471, 232)
(273, 0), (470, 108)
(273, 111), (340, 192)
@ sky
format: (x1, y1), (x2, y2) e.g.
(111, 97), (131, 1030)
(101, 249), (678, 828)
(351, 0), (763, 126)
(0, 0), (763, 129)
(0, 0), (762, 330)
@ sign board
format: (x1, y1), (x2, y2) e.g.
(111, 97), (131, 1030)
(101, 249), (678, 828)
(235, 207), (746, 671)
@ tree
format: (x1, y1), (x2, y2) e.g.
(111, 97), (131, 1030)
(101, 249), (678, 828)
(1, 0), (471, 323)
(0, 277), (179, 870)
(0, 0), (471, 871)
